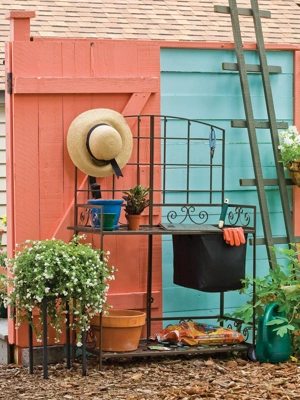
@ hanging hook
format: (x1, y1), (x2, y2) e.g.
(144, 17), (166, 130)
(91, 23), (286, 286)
(209, 127), (216, 158)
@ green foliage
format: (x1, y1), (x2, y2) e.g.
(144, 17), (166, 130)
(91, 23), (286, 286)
(122, 184), (150, 215)
(0, 214), (6, 228)
(229, 244), (300, 355)
(5, 235), (116, 345)
(0, 274), (7, 312)
(0, 274), (6, 295)
(0, 250), (7, 268)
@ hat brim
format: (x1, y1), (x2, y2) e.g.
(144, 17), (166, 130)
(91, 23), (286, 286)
(67, 108), (133, 177)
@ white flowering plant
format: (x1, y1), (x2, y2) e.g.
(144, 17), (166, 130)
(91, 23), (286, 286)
(278, 125), (300, 164)
(5, 235), (115, 345)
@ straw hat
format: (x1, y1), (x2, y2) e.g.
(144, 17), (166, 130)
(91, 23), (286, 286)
(67, 108), (133, 177)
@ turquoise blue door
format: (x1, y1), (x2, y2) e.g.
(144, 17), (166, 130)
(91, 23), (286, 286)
(160, 48), (294, 320)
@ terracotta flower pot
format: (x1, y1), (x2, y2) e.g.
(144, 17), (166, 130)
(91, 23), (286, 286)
(90, 309), (146, 352)
(126, 214), (141, 230)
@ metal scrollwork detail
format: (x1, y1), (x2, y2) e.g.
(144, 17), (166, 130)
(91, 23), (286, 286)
(242, 326), (250, 341)
(228, 207), (250, 227)
(79, 208), (91, 226)
(167, 210), (179, 222)
(166, 206), (209, 225)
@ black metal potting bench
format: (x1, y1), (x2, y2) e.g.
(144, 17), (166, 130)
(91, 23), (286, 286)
(67, 114), (257, 372)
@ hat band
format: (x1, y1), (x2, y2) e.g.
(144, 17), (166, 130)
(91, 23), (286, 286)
(86, 124), (123, 178)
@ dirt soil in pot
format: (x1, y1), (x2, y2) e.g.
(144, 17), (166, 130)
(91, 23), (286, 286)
(0, 352), (300, 399)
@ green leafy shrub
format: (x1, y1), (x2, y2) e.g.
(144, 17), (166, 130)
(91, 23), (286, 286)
(228, 245), (300, 355)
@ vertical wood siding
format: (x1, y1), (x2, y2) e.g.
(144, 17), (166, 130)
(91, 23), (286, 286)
(0, 102), (6, 249)
(160, 48), (293, 320)
(8, 38), (162, 347)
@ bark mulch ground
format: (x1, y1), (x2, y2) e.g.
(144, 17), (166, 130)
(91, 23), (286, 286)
(0, 354), (300, 400)
(0, 353), (299, 400)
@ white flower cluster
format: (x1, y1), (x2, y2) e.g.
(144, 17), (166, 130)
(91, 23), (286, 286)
(6, 235), (115, 344)
(278, 125), (300, 164)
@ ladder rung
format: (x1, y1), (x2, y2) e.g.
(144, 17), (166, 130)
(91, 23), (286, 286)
(231, 120), (288, 129)
(240, 178), (294, 186)
(223, 62), (281, 73)
(250, 237), (300, 245)
(214, 5), (271, 18)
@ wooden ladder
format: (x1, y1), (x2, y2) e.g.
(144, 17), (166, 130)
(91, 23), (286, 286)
(215, 0), (299, 267)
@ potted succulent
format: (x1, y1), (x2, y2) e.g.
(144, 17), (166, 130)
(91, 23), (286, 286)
(228, 244), (300, 357)
(122, 184), (150, 230)
(5, 234), (116, 346)
(278, 125), (300, 186)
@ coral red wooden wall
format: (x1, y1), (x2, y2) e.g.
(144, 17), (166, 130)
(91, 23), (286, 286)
(5, 11), (162, 353)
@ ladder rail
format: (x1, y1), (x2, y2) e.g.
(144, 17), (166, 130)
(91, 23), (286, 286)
(250, 0), (295, 245)
(228, 0), (277, 265)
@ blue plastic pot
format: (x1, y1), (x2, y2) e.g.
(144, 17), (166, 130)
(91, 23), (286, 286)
(87, 199), (124, 229)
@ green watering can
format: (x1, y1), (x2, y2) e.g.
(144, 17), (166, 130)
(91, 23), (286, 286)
(255, 302), (291, 363)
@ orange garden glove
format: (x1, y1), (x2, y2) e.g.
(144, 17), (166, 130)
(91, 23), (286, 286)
(222, 227), (246, 246)
(223, 228), (234, 246)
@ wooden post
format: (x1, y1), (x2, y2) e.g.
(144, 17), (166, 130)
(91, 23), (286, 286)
(5, 11), (36, 42)
(5, 9), (36, 354)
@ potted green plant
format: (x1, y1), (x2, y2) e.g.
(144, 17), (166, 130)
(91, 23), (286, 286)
(278, 125), (300, 186)
(122, 184), (150, 230)
(228, 244), (300, 356)
(5, 234), (115, 345)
